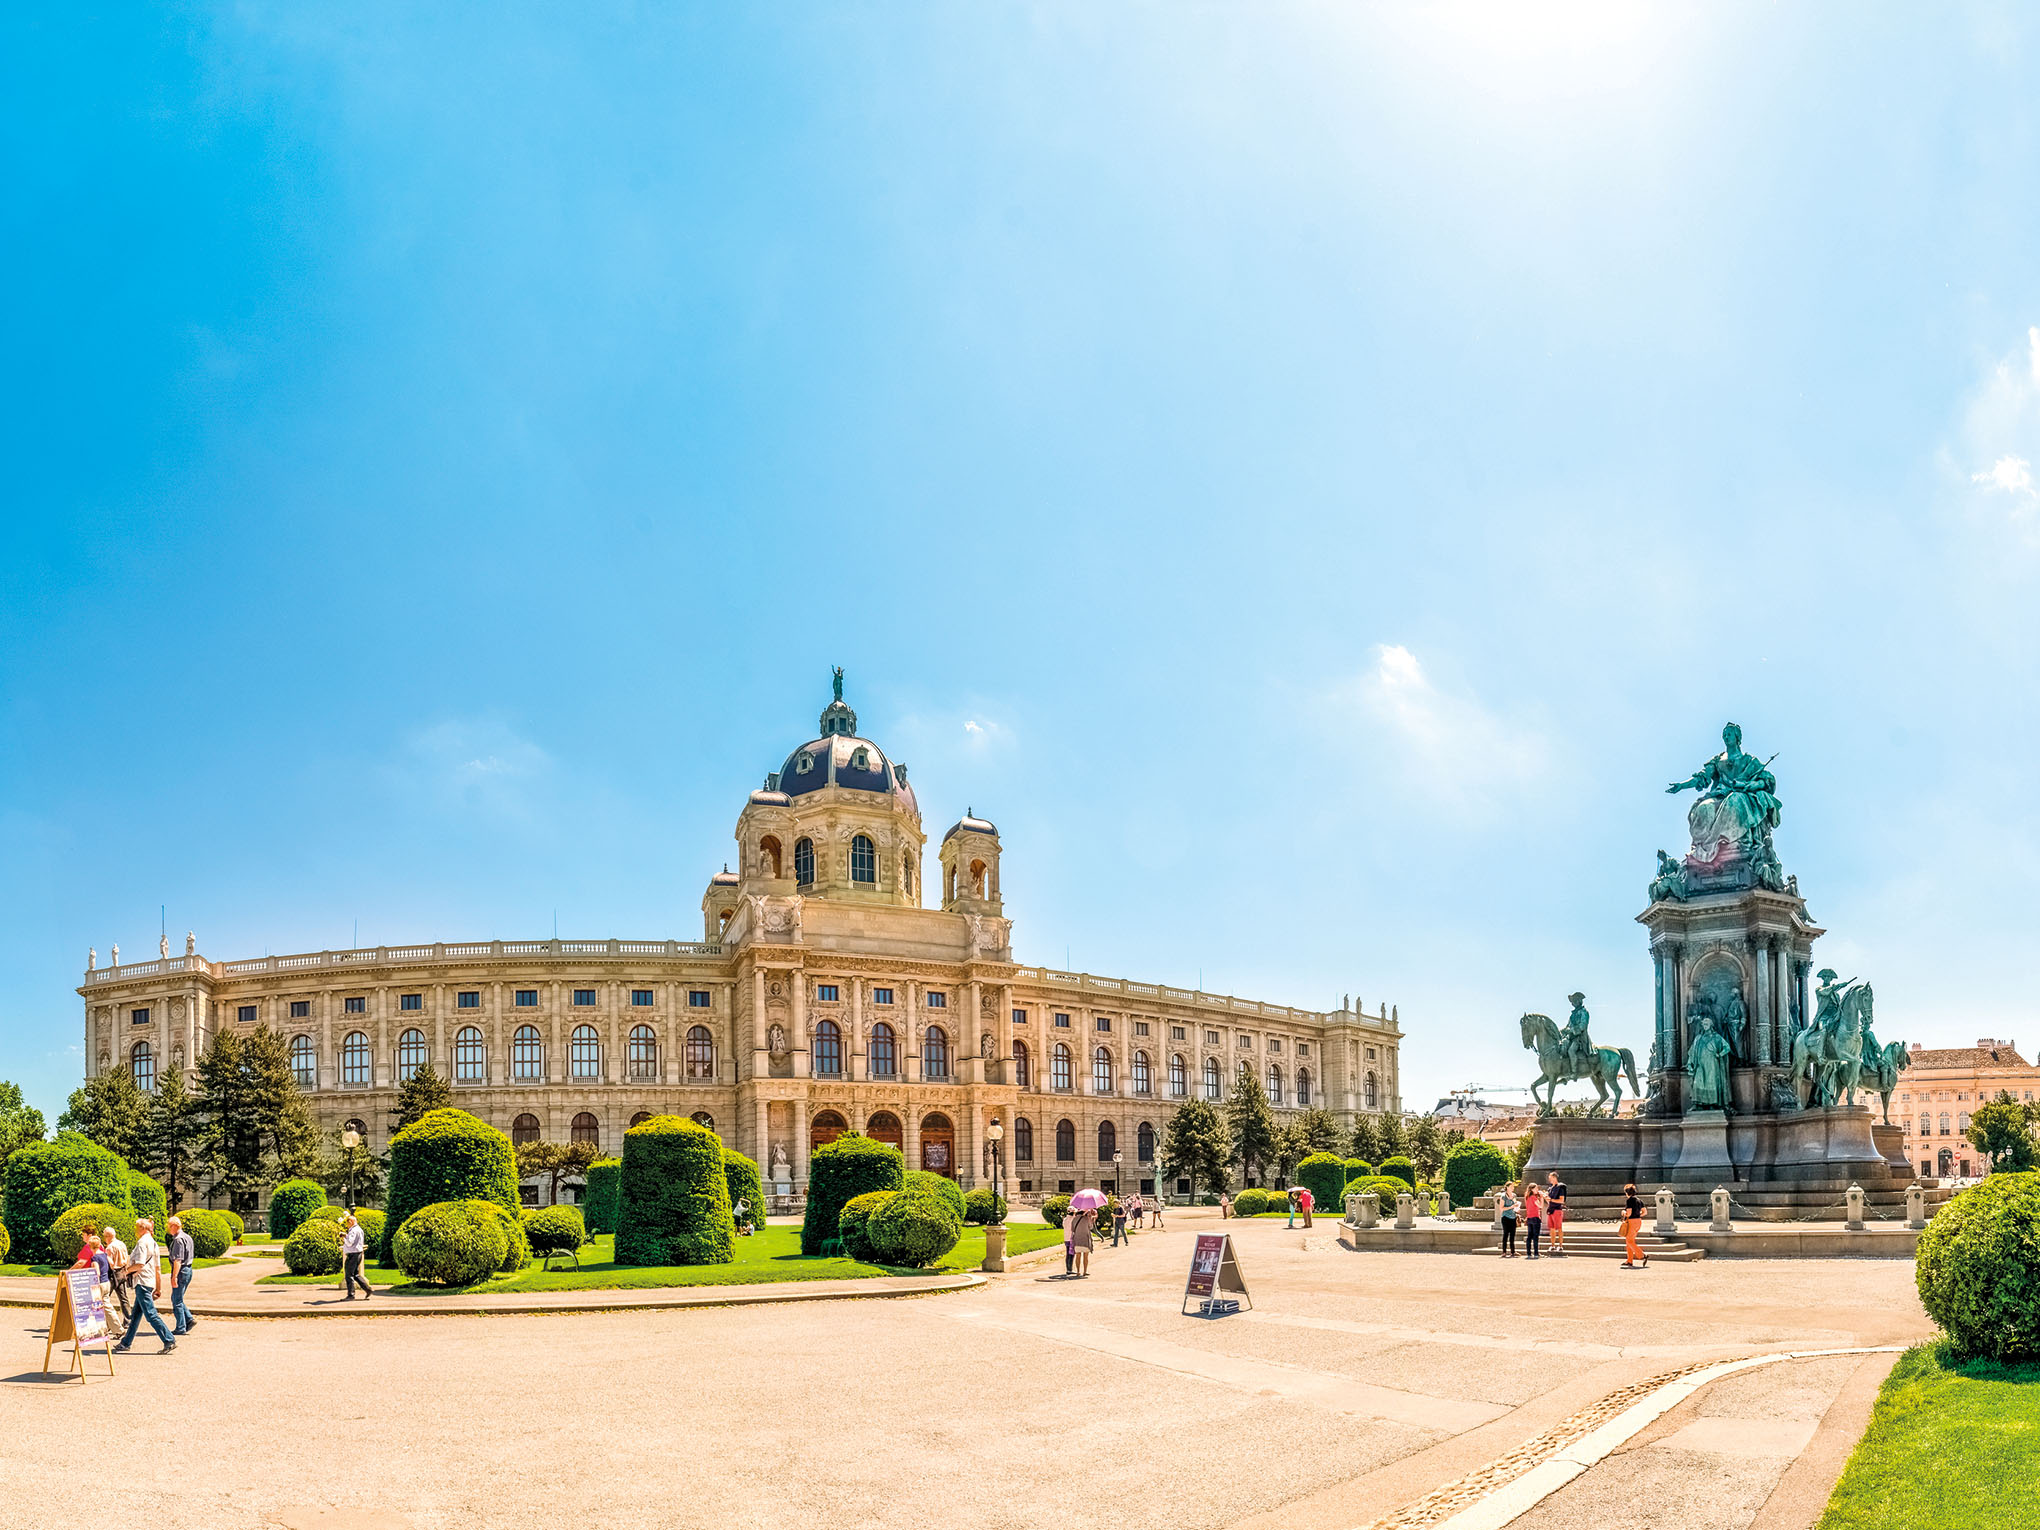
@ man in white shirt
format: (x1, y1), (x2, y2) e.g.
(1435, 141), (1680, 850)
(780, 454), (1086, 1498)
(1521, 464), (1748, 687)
(340, 1214), (372, 1300)
(114, 1219), (176, 1352)
(100, 1227), (131, 1320)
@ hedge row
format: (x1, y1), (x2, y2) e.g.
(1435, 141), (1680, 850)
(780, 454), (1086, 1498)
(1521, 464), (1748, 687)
(4, 1135), (134, 1264)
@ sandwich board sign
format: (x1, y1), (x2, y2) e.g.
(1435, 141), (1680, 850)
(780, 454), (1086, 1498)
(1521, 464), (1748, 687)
(43, 1267), (116, 1381)
(1181, 1231), (1251, 1316)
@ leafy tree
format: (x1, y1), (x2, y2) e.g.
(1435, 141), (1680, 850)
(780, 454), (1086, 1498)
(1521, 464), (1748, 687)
(196, 1030), (264, 1206)
(1374, 1111), (1409, 1160)
(1160, 1100), (1229, 1201)
(1272, 1121), (1309, 1182)
(239, 1024), (320, 1178)
(1349, 1113), (1383, 1165)
(1508, 1128), (1536, 1180)
(0, 1080), (47, 1170)
(1967, 1091), (2040, 1173)
(58, 1071), (147, 1164)
(1226, 1070), (1277, 1184)
(1408, 1116), (1447, 1180)
(1296, 1107), (1343, 1154)
(320, 1126), (388, 1206)
(515, 1139), (601, 1205)
(138, 1067), (204, 1208)
(389, 1064), (453, 1133)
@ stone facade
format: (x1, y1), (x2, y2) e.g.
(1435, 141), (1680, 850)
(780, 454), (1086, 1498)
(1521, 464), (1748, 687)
(78, 682), (1403, 1202)
(1895, 1039), (2039, 1179)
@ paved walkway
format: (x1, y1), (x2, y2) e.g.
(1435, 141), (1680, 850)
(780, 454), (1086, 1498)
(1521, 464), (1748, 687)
(0, 1211), (1931, 1530)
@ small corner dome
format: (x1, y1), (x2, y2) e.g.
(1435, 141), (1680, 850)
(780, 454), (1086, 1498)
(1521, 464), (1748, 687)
(748, 789), (790, 806)
(943, 813), (997, 842)
(709, 867), (741, 886)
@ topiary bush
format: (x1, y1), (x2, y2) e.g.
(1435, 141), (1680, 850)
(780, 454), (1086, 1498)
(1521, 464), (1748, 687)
(217, 1209), (245, 1243)
(1916, 1170), (2040, 1360)
(352, 1208), (385, 1249)
(1444, 1141), (1511, 1208)
(380, 1109), (520, 1266)
(801, 1133), (905, 1255)
(616, 1115), (734, 1267)
(1296, 1152), (1348, 1216)
(175, 1208), (230, 1259)
(126, 1172), (168, 1232)
(1379, 1156), (1417, 1188)
(268, 1178), (330, 1242)
(283, 1217), (344, 1275)
(47, 1203), (138, 1266)
(903, 1169), (967, 1221)
(584, 1159), (621, 1235)
(1232, 1188), (1273, 1217)
(394, 1199), (509, 1286)
(489, 1201), (529, 1271)
(866, 1188), (962, 1268)
(4, 1135), (134, 1264)
(1350, 1175), (1417, 1210)
(0, 1220), (10, 1263)
(837, 1190), (896, 1262)
(310, 1204), (345, 1222)
(723, 1150), (765, 1229)
(523, 1204), (587, 1257)
(1344, 1159), (1375, 1185)
(1041, 1194), (1072, 1229)
(963, 1186), (1006, 1225)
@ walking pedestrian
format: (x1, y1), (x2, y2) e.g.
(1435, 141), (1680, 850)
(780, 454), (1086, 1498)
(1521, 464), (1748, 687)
(1620, 1183), (1649, 1268)
(1128, 1193), (1144, 1229)
(1111, 1197), (1128, 1247)
(1299, 1187), (1314, 1229)
(340, 1213), (373, 1300)
(74, 1231), (111, 1284)
(100, 1226), (131, 1320)
(1219, 1191), (1232, 1219)
(1498, 1187), (1519, 1256)
(1063, 1205), (1078, 1277)
(114, 1219), (175, 1353)
(1150, 1195), (1166, 1230)
(1545, 1171), (1569, 1257)
(166, 1216), (196, 1335)
(1522, 1183), (1544, 1259)
(1285, 1189), (1298, 1228)
(1071, 1206), (1096, 1276)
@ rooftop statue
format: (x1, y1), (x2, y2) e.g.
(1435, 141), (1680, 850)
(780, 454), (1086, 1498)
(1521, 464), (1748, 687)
(1668, 721), (1781, 859)
(1520, 996), (1640, 1115)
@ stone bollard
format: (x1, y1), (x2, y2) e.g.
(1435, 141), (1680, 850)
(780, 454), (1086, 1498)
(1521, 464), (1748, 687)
(1906, 1183), (1927, 1231)
(1439, 1190), (1453, 1218)
(1395, 1191), (1415, 1229)
(1655, 1187), (1676, 1235)
(1709, 1186), (1732, 1233)
(1490, 1194), (1504, 1231)
(1846, 1184), (1866, 1231)
(1357, 1192), (1380, 1229)
(981, 1223), (1008, 1272)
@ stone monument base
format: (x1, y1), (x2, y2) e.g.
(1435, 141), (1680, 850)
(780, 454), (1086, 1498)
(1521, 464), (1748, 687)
(1523, 1105), (1922, 1222)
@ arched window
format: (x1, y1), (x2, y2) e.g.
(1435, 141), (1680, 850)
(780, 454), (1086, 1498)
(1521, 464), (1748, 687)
(454, 1026), (484, 1082)
(686, 1025), (715, 1080)
(290, 1034), (318, 1088)
(130, 1040), (155, 1093)
(570, 1024), (601, 1080)
(398, 1028), (427, 1081)
(1238, 1059), (1251, 1082)
(571, 1113), (600, 1147)
(811, 1110), (847, 1149)
(1055, 1118), (1076, 1162)
(1014, 1116), (1034, 1163)
(867, 1111), (903, 1150)
(1137, 1121), (1156, 1162)
(629, 1024), (659, 1080)
(630, 1111), (653, 1127)
(1012, 1039), (1030, 1087)
(1098, 1120), (1117, 1161)
(342, 1030), (371, 1086)
(511, 1113), (540, 1146)
(1093, 1047), (1113, 1094)
(925, 1026), (950, 1080)
(1169, 1054), (1187, 1098)
(1203, 1056), (1222, 1100)
(794, 837), (815, 885)
(1052, 1043), (1073, 1092)
(851, 834), (876, 884)
(1132, 1051), (1151, 1095)
(814, 1019), (843, 1076)
(1267, 1065), (1282, 1105)
(1296, 1067), (1311, 1106)
(870, 1022), (898, 1078)
(512, 1025), (544, 1081)
(1364, 1071), (1378, 1109)
(920, 1113), (955, 1175)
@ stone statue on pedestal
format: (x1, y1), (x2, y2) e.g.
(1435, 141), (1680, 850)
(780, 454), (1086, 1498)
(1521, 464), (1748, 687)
(1667, 721), (1781, 855)
(1686, 1011), (1732, 1111)
(1519, 999), (1641, 1115)
(1648, 851), (1689, 904)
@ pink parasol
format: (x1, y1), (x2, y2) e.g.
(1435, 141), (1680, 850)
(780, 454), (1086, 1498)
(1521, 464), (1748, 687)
(1068, 1188), (1108, 1212)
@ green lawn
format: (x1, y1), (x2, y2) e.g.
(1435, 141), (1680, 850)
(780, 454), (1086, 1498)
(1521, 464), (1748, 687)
(1820, 1342), (2040, 1528)
(256, 1223), (1065, 1294)
(1, 1255), (239, 1277)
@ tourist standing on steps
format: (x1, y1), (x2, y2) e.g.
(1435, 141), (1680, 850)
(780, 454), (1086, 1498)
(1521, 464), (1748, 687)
(1498, 1187), (1519, 1256)
(115, 1219), (175, 1353)
(341, 1214), (373, 1300)
(1545, 1172), (1568, 1257)
(166, 1216), (196, 1335)
(1522, 1183), (1544, 1259)
(1620, 1183), (1649, 1268)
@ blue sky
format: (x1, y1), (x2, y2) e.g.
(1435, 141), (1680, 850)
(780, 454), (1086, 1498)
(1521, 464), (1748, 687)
(6, 5), (2040, 1122)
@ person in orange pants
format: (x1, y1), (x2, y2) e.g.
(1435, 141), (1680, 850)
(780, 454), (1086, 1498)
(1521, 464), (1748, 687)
(1620, 1182), (1649, 1268)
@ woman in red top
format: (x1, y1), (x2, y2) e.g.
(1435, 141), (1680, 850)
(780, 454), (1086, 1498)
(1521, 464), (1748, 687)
(1521, 1184), (1545, 1259)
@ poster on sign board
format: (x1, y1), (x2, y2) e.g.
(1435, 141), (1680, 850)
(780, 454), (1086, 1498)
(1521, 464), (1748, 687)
(1181, 1232), (1251, 1314)
(42, 1269), (116, 1380)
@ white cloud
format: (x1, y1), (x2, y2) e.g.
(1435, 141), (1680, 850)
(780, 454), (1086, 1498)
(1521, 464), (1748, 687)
(1972, 455), (2036, 496)
(1340, 645), (1548, 810)
(391, 718), (553, 816)
(1953, 326), (2040, 524)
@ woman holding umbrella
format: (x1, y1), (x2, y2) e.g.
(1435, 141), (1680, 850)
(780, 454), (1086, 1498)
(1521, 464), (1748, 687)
(1065, 1188), (1106, 1278)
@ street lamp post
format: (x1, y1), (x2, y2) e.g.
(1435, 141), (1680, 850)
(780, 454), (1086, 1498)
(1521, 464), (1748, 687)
(341, 1128), (360, 1210)
(981, 1119), (1007, 1273)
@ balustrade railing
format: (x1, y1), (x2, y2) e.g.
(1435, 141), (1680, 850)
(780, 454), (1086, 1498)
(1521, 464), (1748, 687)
(85, 937), (725, 984)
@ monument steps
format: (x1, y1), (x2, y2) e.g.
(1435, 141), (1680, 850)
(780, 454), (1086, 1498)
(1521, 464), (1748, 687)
(1474, 1230), (1705, 1262)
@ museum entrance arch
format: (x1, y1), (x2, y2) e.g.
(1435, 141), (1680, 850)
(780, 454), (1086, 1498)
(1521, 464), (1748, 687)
(866, 1111), (903, 1151)
(811, 1110), (848, 1151)
(920, 1112), (955, 1177)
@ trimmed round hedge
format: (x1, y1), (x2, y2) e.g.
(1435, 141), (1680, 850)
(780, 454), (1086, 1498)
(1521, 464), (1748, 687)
(523, 1204), (587, 1257)
(175, 1208), (230, 1259)
(1041, 1194), (1072, 1229)
(1443, 1141), (1511, 1208)
(1917, 1170), (2040, 1360)
(1349, 1176), (1417, 1210)
(352, 1208), (385, 1248)
(283, 1217), (344, 1275)
(126, 1172), (168, 1231)
(867, 1189), (961, 1267)
(218, 1208), (245, 1243)
(268, 1178), (329, 1241)
(724, 1150), (765, 1229)
(0, 1220), (10, 1263)
(903, 1169), (967, 1222)
(380, 1109), (519, 1266)
(1296, 1153), (1348, 1216)
(48, 1203), (138, 1266)
(310, 1204), (345, 1223)
(490, 1202), (529, 1272)
(1378, 1156), (1417, 1188)
(963, 1186), (1006, 1225)
(1344, 1159), (1375, 1185)
(616, 1115), (734, 1267)
(584, 1159), (621, 1235)
(1231, 1187), (1276, 1217)
(5, 1135), (134, 1264)
(801, 1133), (905, 1255)
(394, 1199), (509, 1286)
(838, 1190), (895, 1262)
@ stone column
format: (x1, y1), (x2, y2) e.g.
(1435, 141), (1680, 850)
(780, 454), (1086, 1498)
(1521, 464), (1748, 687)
(320, 991), (335, 1091)
(1669, 945), (1686, 1069)
(791, 973), (809, 1078)
(904, 1110), (920, 1172)
(752, 967), (768, 1077)
(1751, 939), (1771, 1066)
(432, 984), (445, 1073)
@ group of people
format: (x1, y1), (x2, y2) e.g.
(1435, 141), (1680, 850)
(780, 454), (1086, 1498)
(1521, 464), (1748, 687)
(1213, 1188), (1316, 1226)
(70, 1215), (197, 1352)
(1495, 1174), (1652, 1268)
(1061, 1192), (1163, 1277)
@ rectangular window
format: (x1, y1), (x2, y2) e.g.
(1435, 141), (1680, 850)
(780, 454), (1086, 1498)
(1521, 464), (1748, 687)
(926, 992), (947, 1008)
(290, 1000), (311, 1019)
(631, 990), (655, 1007)
(1133, 1021), (1150, 1037)
(1297, 1043), (1309, 1057)
(400, 993), (422, 1011)
(236, 1005), (257, 1024)
(1012, 1008), (1027, 1025)
(1055, 1013), (1072, 1028)
(131, 1007), (151, 1025)
(458, 991), (480, 1009)
(1268, 1039), (1281, 1053)
(817, 984), (840, 1002)
(689, 990), (711, 1007)
(1095, 1017), (1111, 1032)
(514, 990), (537, 1007)
(1057, 1179), (1076, 1194)
(1238, 1034), (1252, 1048)
(873, 988), (894, 1005)
(1171, 1025), (1186, 1041)
(1366, 1046), (1376, 1059)
(573, 989), (596, 1007)
(344, 996), (366, 1014)
(1204, 1030), (1219, 1045)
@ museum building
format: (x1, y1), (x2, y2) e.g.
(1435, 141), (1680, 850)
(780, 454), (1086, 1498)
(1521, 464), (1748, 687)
(77, 681), (1403, 1204)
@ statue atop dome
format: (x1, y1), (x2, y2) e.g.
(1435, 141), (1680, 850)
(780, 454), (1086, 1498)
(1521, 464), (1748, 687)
(819, 667), (858, 736)
(832, 665), (844, 703)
